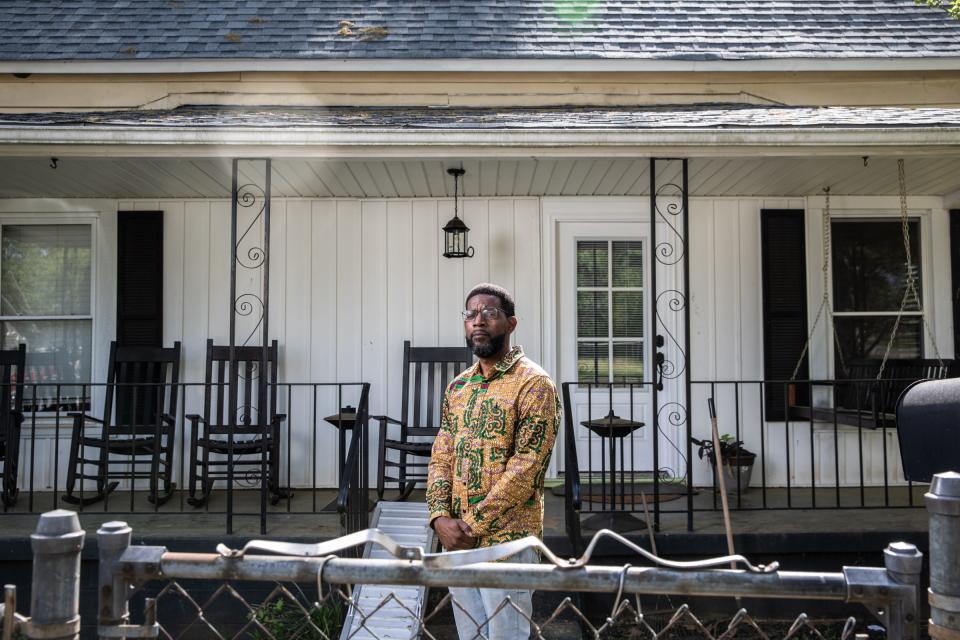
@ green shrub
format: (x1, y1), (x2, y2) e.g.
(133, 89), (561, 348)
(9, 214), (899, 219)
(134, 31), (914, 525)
(250, 589), (343, 640)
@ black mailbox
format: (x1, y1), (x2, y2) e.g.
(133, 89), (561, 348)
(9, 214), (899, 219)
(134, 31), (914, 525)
(896, 378), (960, 482)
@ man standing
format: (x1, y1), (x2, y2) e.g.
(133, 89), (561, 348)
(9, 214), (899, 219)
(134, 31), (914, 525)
(427, 283), (561, 640)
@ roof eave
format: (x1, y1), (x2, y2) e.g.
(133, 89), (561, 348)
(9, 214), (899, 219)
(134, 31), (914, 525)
(4, 57), (960, 74)
(2, 125), (959, 158)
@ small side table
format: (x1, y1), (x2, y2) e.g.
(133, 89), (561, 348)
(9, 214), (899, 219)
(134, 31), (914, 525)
(580, 410), (646, 532)
(320, 406), (375, 513)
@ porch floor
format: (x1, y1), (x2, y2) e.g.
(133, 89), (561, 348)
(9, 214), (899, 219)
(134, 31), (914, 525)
(0, 485), (929, 560)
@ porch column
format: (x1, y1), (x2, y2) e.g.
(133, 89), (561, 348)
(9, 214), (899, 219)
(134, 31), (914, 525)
(229, 158), (272, 535)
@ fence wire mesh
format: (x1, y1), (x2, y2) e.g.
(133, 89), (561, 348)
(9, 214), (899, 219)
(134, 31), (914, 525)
(135, 577), (872, 640)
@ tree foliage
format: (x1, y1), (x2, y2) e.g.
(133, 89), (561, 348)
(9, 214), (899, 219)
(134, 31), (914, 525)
(916, 0), (960, 19)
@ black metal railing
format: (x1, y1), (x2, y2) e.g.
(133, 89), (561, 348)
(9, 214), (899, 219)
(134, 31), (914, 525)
(0, 381), (371, 535)
(561, 377), (936, 545)
(337, 383), (371, 537)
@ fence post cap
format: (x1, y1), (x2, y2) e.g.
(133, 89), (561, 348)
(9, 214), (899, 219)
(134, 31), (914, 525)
(884, 541), (923, 576)
(34, 510), (81, 537)
(925, 471), (960, 516)
(97, 521), (131, 534)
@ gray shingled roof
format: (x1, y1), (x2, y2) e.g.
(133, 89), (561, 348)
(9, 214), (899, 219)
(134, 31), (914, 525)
(2, 1), (960, 62)
(3, 105), (960, 129)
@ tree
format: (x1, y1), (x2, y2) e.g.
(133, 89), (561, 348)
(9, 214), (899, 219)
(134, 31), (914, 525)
(916, 0), (960, 19)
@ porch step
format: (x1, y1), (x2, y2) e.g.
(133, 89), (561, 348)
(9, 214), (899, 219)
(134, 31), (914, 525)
(340, 501), (435, 640)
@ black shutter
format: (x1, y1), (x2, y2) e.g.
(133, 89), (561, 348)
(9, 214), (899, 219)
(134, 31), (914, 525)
(952, 210), (960, 359)
(117, 211), (163, 346)
(761, 210), (809, 420)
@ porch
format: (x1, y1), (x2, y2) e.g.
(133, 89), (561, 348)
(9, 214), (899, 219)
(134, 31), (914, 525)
(0, 105), (958, 551)
(0, 486), (930, 556)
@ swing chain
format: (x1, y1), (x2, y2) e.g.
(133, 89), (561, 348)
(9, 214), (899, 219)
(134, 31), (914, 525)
(876, 159), (942, 379)
(791, 187), (847, 380)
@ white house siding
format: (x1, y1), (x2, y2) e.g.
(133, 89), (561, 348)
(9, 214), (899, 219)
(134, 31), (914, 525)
(2, 194), (952, 491)
(688, 196), (954, 488)
(101, 197), (540, 490)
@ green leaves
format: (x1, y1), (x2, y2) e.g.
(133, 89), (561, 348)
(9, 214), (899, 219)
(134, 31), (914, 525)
(916, 0), (960, 19)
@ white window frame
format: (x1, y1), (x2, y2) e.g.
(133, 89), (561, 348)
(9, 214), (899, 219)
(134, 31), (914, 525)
(0, 215), (97, 413)
(574, 238), (646, 384)
(802, 195), (951, 384)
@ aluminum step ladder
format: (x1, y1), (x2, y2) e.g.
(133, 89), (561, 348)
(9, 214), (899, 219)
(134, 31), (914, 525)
(340, 501), (436, 640)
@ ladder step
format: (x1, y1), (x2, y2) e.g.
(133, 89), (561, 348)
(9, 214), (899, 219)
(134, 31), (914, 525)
(341, 501), (435, 640)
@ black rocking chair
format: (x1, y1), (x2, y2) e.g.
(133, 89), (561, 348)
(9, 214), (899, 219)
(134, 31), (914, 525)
(376, 340), (473, 500)
(187, 340), (289, 507)
(0, 344), (26, 509)
(63, 342), (182, 506)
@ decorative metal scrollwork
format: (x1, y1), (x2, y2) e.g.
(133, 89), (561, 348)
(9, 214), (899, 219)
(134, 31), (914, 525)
(654, 289), (687, 381)
(234, 293), (264, 348)
(653, 182), (686, 266)
(235, 183), (266, 270)
(237, 405), (259, 426)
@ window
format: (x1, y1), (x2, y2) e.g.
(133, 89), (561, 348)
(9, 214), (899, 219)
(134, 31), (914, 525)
(831, 218), (922, 371)
(576, 240), (644, 383)
(0, 224), (93, 410)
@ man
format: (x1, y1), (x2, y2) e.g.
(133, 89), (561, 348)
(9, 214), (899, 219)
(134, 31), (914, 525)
(426, 283), (561, 640)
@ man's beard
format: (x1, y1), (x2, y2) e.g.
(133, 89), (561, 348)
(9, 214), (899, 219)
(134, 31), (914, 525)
(466, 331), (507, 358)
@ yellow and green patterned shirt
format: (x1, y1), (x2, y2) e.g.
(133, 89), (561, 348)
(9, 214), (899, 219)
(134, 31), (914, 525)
(427, 345), (561, 547)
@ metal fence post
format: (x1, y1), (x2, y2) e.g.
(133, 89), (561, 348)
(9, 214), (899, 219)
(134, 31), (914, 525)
(883, 541), (923, 640)
(926, 471), (960, 640)
(26, 510), (84, 640)
(97, 521), (132, 639)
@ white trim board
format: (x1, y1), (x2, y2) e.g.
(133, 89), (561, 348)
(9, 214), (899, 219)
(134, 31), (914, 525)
(5, 57), (960, 74)
(3, 128), (960, 159)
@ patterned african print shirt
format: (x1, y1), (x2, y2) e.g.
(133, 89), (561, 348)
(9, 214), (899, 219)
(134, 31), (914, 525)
(427, 345), (561, 548)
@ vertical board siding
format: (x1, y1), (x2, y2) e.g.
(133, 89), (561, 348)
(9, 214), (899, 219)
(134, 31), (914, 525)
(157, 196), (540, 487)
(13, 193), (940, 491)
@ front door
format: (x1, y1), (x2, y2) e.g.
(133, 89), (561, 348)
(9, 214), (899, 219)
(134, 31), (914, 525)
(557, 220), (683, 481)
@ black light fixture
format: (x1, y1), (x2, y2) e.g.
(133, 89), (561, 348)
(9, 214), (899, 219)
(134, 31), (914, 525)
(442, 167), (474, 258)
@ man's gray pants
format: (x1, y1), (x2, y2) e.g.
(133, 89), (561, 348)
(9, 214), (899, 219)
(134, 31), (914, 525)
(448, 547), (538, 640)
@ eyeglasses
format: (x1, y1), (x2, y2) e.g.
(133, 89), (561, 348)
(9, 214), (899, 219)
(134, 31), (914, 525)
(461, 307), (506, 321)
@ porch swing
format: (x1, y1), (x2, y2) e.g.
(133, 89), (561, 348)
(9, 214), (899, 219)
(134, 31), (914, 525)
(786, 160), (955, 429)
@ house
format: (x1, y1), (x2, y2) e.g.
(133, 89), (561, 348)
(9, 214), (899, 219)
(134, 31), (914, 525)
(0, 1), (959, 533)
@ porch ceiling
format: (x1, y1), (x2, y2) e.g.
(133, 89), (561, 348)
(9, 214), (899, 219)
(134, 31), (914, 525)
(1, 155), (959, 199)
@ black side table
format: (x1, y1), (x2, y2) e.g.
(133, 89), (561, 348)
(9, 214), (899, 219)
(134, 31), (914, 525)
(580, 410), (646, 531)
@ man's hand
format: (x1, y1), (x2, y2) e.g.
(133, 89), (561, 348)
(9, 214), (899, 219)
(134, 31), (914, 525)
(433, 516), (477, 551)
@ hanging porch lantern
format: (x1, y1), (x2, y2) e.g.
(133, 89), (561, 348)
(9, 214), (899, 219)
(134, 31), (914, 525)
(442, 167), (474, 258)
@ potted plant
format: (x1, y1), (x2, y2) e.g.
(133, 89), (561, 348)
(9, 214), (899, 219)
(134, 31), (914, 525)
(691, 434), (757, 494)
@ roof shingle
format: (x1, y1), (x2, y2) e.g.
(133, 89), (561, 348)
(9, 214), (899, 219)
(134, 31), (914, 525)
(1, 1), (960, 62)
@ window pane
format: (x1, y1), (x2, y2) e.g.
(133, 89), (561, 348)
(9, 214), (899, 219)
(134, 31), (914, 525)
(832, 220), (921, 312)
(576, 241), (608, 287)
(2, 319), (92, 410)
(612, 291), (643, 338)
(1, 225), (92, 316)
(577, 341), (609, 384)
(612, 241), (643, 288)
(612, 342), (644, 383)
(834, 316), (922, 365)
(577, 291), (608, 338)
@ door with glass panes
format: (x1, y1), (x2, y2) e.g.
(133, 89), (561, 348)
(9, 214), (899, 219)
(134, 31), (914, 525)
(557, 221), (682, 479)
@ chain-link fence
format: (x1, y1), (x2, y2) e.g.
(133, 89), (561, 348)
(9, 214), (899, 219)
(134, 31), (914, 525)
(3, 471), (960, 640)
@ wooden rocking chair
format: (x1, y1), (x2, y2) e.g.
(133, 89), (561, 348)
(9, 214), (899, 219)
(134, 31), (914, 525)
(63, 342), (181, 506)
(0, 344), (26, 509)
(375, 341), (473, 501)
(186, 340), (289, 507)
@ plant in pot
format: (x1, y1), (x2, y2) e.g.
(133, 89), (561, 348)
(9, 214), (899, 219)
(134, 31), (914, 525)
(691, 434), (757, 494)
